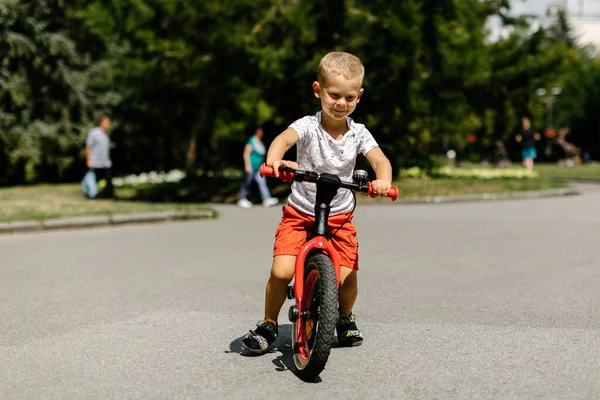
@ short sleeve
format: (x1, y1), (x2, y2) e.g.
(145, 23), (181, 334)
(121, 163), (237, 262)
(288, 116), (313, 143)
(357, 127), (378, 155)
(86, 129), (96, 146)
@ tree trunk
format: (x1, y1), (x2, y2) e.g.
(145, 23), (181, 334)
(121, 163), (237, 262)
(186, 135), (197, 171)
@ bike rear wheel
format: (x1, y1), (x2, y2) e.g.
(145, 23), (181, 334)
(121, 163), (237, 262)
(292, 252), (338, 380)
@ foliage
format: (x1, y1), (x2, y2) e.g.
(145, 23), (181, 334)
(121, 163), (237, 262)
(1, 0), (600, 185)
(0, 0), (117, 185)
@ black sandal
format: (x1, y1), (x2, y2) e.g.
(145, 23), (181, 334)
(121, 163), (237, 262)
(336, 313), (363, 347)
(242, 320), (279, 354)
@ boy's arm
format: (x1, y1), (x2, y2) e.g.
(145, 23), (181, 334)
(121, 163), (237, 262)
(365, 147), (392, 182)
(365, 147), (393, 197)
(266, 128), (300, 176)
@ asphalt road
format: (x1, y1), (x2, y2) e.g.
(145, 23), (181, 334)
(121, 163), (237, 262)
(1, 184), (600, 399)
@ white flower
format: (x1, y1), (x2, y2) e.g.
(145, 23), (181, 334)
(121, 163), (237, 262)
(112, 169), (187, 187)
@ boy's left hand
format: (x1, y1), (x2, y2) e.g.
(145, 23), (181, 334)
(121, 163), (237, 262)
(370, 179), (392, 198)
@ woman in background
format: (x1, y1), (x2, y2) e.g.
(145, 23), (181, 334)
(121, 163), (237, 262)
(237, 126), (279, 208)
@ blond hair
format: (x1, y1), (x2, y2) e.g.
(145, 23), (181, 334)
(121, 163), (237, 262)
(317, 52), (365, 85)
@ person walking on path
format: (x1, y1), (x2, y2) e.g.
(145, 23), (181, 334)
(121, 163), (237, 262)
(238, 126), (279, 208)
(85, 115), (115, 198)
(515, 117), (540, 172)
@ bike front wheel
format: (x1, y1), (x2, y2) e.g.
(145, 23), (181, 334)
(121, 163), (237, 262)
(292, 252), (338, 380)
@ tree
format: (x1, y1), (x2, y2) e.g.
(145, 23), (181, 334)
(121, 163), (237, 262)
(0, 0), (115, 184)
(3, 0), (600, 185)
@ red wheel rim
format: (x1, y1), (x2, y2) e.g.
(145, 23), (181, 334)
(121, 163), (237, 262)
(297, 269), (319, 363)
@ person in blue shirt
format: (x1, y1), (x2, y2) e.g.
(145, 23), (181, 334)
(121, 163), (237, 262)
(238, 126), (279, 208)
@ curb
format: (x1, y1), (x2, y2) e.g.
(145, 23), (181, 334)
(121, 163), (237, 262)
(392, 187), (581, 205)
(0, 209), (217, 236)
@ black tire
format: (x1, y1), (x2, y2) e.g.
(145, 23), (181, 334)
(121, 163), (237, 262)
(292, 252), (338, 380)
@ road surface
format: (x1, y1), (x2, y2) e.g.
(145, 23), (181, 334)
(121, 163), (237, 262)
(1, 185), (599, 399)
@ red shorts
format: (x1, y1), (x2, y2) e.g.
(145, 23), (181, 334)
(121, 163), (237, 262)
(273, 205), (359, 270)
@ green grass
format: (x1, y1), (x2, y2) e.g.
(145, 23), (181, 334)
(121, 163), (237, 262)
(119, 172), (569, 205)
(352, 177), (568, 204)
(1, 162), (588, 222)
(534, 162), (600, 181)
(0, 184), (215, 222)
(393, 177), (567, 198)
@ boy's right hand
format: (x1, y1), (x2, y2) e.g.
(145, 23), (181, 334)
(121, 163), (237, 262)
(271, 160), (298, 177)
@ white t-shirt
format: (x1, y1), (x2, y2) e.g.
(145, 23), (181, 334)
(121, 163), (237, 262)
(287, 111), (379, 216)
(85, 127), (112, 168)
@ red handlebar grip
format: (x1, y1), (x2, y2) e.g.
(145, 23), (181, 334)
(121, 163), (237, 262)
(259, 163), (275, 178)
(366, 182), (399, 201)
(259, 163), (295, 183)
(388, 186), (398, 201)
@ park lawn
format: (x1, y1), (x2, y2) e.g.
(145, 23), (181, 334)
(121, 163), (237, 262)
(534, 163), (600, 181)
(356, 177), (569, 203)
(0, 178), (567, 222)
(5, 161), (592, 222)
(0, 184), (215, 222)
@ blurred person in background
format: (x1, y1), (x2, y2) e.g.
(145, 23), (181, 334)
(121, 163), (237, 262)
(515, 117), (540, 172)
(494, 140), (510, 169)
(237, 126), (279, 208)
(86, 115), (115, 198)
(556, 127), (580, 167)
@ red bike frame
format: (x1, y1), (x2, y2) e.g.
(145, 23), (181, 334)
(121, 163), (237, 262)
(259, 163), (397, 360)
(293, 237), (342, 361)
(295, 236), (341, 312)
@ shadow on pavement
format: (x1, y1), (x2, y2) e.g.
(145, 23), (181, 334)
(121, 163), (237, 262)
(122, 175), (290, 205)
(226, 324), (322, 383)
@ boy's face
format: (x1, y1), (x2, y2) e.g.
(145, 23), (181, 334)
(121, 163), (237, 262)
(313, 75), (364, 121)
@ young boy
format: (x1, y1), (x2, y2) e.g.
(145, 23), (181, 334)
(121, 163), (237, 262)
(242, 51), (393, 354)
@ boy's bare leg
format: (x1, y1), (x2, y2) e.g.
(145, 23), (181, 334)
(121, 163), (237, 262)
(337, 266), (363, 346)
(265, 259), (358, 321)
(264, 255), (295, 325)
(338, 266), (358, 317)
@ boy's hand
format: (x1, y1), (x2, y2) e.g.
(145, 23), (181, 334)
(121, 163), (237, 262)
(271, 160), (298, 177)
(515, 135), (522, 143)
(370, 179), (392, 198)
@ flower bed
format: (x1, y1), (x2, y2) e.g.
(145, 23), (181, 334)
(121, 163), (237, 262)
(111, 168), (244, 188)
(112, 170), (186, 187)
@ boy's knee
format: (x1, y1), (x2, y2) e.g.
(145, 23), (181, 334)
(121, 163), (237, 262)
(339, 267), (358, 288)
(270, 255), (295, 282)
